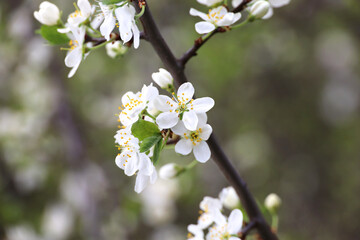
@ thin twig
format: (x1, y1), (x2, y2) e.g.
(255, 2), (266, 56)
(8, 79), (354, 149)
(178, 0), (253, 67)
(239, 220), (258, 239)
(132, 1), (278, 240)
(84, 31), (148, 46)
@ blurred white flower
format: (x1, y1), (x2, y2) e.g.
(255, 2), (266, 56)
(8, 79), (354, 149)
(197, 0), (223, 7)
(264, 193), (282, 212)
(6, 224), (43, 240)
(206, 209), (243, 240)
(34, 1), (60, 26)
(190, 6), (241, 34)
(106, 41), (128, 58)
(42, 203), (74, 240)
(219, 186), (240, 209)
(249, 0), (271, 19)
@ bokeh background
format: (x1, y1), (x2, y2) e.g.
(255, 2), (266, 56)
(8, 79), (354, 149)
(1, 0), (360, 239)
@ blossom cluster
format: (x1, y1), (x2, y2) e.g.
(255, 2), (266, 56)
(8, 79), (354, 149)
(187, 186), (243, 240)
(34, 0), (142, 78)
(114, 68), (214, 192)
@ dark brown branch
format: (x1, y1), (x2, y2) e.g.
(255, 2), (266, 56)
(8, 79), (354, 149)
(84, 31), (148, 46)
(239, 219), (258, 239)
(133, 1), (278, 240)
(178, 0), (253, 67)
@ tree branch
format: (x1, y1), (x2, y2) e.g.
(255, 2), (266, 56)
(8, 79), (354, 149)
(178, 0), (253, 67)
(133, 1), (278, 240)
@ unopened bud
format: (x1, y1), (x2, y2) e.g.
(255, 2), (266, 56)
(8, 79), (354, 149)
(106, 41), (128, 58)
(264, 193), (281, 212)
(34, 1), (60, 26)
(151, 68), (174, 91)
(249, 0), (271, 20)
(159, 163), (181, 180)
(219, 187), (240, 209)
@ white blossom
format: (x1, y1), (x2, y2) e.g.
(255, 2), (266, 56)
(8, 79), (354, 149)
(134, 153), (157, 193)
(219, 187), (240, 209)
(64, 26), (86, 78)
(152, 68), (174, 89)
(198, 196), (225, 229)
(34, 1), (60, 26)
(172, 113), (212, 163)
(154, 82), (214, 131)
(106, 41), (128, 58)
(206, 209), (243, 240)
(99, 3), (140, 48)
(249, 0), (271, 19)
(67, 0), (93, 27)
(264, 193), (282, 212)
(238, 0), (291, 20)
(190, 6), (241, 34)
(232, 0), (243, 8)
(197, 0), (223, 7)
(119, 83), (159, 127)
(187, 224), (204, 240)
(159, 163), (179, 179)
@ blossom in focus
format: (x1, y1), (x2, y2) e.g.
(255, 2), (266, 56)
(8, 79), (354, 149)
(172, 113), (212, 163)
(34, 1), (60, 26)
(119, 83), (159, 127)
(206, 209), (243, 240)
(197, 0), (224, 7)
(219, 186), (240, 209)
(64, 26), (86, 78)
(154, 82), (214, 131)
(190, 6), (241, 34)
(152, 68), (174, 90)
(105, 41), (128, 58)
(67, 0), (93, 27)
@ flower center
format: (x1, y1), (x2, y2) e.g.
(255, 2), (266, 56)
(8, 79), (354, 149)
(69, 40), (79, 50)
(207, 7), (225, 23)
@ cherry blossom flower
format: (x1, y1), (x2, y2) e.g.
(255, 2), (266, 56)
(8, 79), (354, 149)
(249, 0), (271, 19)
(152, 68), (174, 90)
(187, 224), (205, 240)
(219, 187), (240, 209)
(99, 3), (140, 48)
(64, 26), (86, 78)
(198, 196), (225, 229)
(105, 40), (128, 58)
(159, 163), (178, 179)
(172, 113), (213, 163)
(154, 82), (214, 131)
(34, 1), (60, 26)
(232, 0), (291, 19)
(68, 0), (93, 27)
(206, 209), (243, 240)
(190, 6), (241, 34)
(134, 153), (157, 193)
(119, 83), (159, 127)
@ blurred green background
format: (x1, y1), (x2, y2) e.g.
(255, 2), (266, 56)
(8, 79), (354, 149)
(1, 0), (360, 239)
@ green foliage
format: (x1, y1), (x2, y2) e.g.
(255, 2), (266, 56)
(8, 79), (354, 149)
(151, 138), (163, 165)
(131, 119), (161, 141)
(38, 25), (69, 45)
(102, 0), (124, 5)
(139, 135), (162, 153)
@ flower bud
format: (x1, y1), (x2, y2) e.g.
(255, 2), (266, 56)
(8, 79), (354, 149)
(34, 1), (60, 26)
(105, 41), (128, 58)
(264, 193), (282, 212)
(159, 163), (180, 180)
(151, 68), (174, 91)
(249, 0), (271, 19)
(219, 187), (240, 209)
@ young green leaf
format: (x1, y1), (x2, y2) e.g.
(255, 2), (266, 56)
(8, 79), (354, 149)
(38, 25), (69, 45)
(131, 119), (161, 141)
(151, 139), (162, 166)
(139, 135), (162, 153)
(102, 0), (124, 5)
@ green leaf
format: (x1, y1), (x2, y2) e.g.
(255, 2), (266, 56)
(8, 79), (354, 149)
(151, 139), (162, 165)
(131, 119), (161, 141)
(139, 135), (162, 153)
(38, 25), (69, 45)
(102, 0), (124, 5)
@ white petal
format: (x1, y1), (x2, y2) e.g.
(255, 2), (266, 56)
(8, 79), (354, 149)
(227, 209), (243, 234)
(141, 83), (159, 103)
(153, 95), (177, 112)
(171, 121), (188, 135)
(175, 139), (193, 155)
(269, 0), (291, 8)
(115, 154), (124, 170)
(193, 142), (211, 163)
(150, 168), (157, 184)
(192, 97), (215, 113)
(197, 113), (208, 127)
(177, 82), (195, 101)
(197, 213), (213, 229)
(199, 124), (212, 140)
(195, 21), (216, 34)
(189, 8), (209, 21)
(132, 22), (140, 49)
(78, 0), (92, 17)
(138, 153), (152, 175)
(67, 61), (81, 78)
(232, 0), (244, 7)
(217, 12), (241, 26)
(156, 112), (179, 129)
(182, 111), (198, 131)
(121, 91), (136, 106)
(100, 13), (116, 41)
(124, 153), (139, 176)
(188, 224), (204, 238)
(64, 47), (82, 68)
(262, 6), (274, 19)
(229, 237), (241, 240)
(134, 172), (149, 193)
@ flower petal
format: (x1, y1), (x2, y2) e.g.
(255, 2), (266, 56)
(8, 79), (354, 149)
(193, 141), (211, 163)
(269, 0), (291, 8)
(78, 0), (92, 17)
(171, 121), (188, 135)
(156, 112), (179, 129)
(197, 113), (208, 127)
(64, 47), (82, 68)
(195, 21), (216, 34)
(100, 11), (116, 41)
(132, 22), (140, 49)
(175, 139), (193, 155)
(153, 95), (177, 111)
(134, 172), (149, 193)
(67, 61), (81, 78)
(182, 111), (198, 131)
(189, 8), (209, 21)
(262, 6), (273, 19)
(227, 209), (243, 234)
(177, 82), (195, 101)
(192, 97), (215, 113)
(199, 124), (212, 140)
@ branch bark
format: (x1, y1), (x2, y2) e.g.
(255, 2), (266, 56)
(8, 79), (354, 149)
(133, 1), (278, 240)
